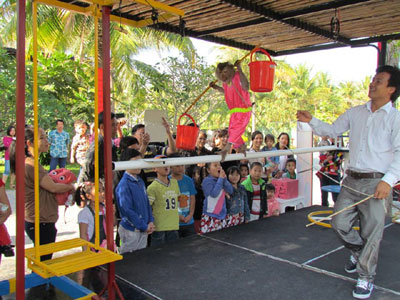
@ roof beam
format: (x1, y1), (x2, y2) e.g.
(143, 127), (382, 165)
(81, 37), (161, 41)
(274, 33), (400, 56)
(152, 22), (277, 55)
(199, 0), (370, 36)
(219, 0), (351, 45)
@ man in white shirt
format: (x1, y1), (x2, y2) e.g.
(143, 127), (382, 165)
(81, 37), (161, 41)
(297, 65), (400, 299)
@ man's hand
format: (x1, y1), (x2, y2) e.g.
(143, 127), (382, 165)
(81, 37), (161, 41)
(374, 181), (391, 200)
(296, 110), (313, 123)
(142, 132), (150, 146)
(162, 117), (171, 133)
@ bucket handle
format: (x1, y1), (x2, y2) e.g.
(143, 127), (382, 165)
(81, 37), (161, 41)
(178, 113), (197, 127)
(250, 48), (274, 63)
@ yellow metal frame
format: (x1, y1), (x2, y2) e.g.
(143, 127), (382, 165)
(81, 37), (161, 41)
(27, 0), (122, 278)
(25, 238), (122, 278)
(35, 0), (184, 28)
(307, 210), (360, 230)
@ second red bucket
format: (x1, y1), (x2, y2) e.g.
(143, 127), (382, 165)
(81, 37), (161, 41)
(176, 113), (200, 151)
(248, 48), (277, 92)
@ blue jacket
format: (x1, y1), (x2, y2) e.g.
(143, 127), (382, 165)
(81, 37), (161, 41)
(202, 175), (233, 220)
(116, 172), (154, 232)
(226, 185), (250, 221)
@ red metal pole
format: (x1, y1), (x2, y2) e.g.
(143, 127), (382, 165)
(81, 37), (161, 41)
(16, 0), (26, 298)
(102, 6), (116, 300)
(377, 42), (381, 67)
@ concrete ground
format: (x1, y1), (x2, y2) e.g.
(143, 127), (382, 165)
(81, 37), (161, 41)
(0, 190), (82, 281)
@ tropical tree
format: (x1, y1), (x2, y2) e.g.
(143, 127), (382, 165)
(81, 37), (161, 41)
(119, 52), (225, 131)
(0, 49), (94, 133)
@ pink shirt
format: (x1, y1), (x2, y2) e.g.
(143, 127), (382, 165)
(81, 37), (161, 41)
(267, 197), (280, 217)
(223, 72), (251, 110)
(3, 136), (14, 160)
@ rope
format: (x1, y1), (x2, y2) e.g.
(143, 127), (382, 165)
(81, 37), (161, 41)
(306, 194), (374, 227)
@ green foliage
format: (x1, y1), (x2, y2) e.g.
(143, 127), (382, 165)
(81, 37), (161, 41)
(0, 49), (17, 132)
(0, 49), (94, 135)
(117, 53), (227, 131)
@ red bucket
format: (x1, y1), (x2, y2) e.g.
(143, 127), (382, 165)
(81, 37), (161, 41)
(176, 113), (199, 151)
(248, 48), (276, 92)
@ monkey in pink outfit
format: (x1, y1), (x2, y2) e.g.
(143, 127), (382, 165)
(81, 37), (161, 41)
(210, 60), (252, 160)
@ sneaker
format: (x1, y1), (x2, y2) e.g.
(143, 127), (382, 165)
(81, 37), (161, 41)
(345, 255), (357, 273)
(353, 279), (374, 299)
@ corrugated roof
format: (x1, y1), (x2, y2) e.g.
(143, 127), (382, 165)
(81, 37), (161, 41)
(62, 0), (400, 55)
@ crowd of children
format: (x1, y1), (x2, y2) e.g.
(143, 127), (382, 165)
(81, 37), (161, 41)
(106, 129), (299, 253)
(0, 115), (299, 258)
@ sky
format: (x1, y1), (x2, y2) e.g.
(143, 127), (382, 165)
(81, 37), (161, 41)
(136, 38), (378, 85)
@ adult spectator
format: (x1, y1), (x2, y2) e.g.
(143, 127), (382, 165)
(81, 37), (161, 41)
(10, 127), (74, 261)
(78, 112), (118, 184)
(48, 119), (70, 171)
(131, 118), (176, 186)
(211, 129), (238, 173)
(248, 131), (266, 178)
(274, 132), (293, 178)
(297, 65), (400, 300)
(131, 118), (176, 158)
(183, 130), (212, 178)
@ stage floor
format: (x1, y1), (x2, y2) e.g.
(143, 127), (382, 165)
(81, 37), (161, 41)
(3, 206), (399, 300)
(114, 206), (400, 300)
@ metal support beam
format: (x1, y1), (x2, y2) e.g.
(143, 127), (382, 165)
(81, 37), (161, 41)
(16, 0), (26, 298)
(199, 0), (370, 36)
(153, 22), (277, 55)
(378, 42), (387, 66)
(275, 33), (400, 57)
(101, 6), (116, 300)
(37, 0), (177, 28)
(220, 0), (351, 45)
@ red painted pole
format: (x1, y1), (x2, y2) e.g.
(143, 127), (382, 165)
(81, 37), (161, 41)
(377, 42), (381, 67)
(16, 0), (26, 298)
(102, 6), (116, 300)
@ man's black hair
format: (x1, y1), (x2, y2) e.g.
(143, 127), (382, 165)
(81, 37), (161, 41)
(131, 124), (145, 135)
(56, 119), (64, 125)
(98, 111), (116, 126)
(376, 65), (400, 102)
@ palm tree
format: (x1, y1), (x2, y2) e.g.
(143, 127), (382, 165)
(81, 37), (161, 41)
(0, 0), (196, 106)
